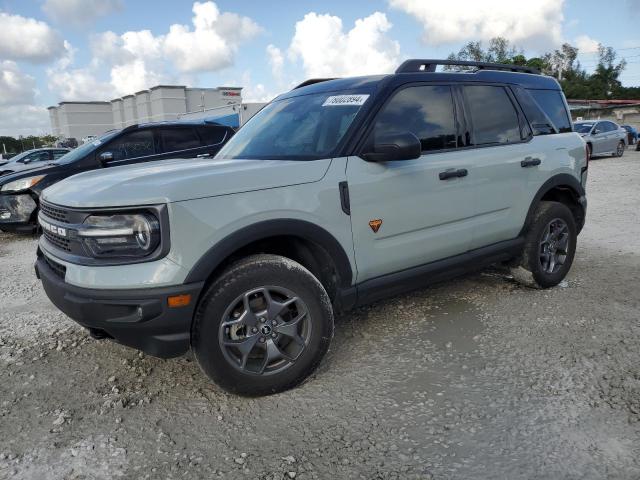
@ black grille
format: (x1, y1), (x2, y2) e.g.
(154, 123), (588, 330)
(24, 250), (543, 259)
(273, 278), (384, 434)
(43, 230), (72, 252)
(44, 255), (66, 279)
(40, 202), (69, 223)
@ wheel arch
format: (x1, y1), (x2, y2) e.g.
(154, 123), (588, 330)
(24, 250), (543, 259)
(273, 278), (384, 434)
(184, 219), (355, 308)
(520, 174), (586, 235)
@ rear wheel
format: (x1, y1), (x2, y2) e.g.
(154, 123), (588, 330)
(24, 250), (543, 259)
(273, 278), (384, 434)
(515, 201), (577, 288)
(616, 141), (625, 157)
(192, 254), (334, 396)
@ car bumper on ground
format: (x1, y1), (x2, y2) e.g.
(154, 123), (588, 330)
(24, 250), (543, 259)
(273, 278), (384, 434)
(0, 193), (37, 231)
(35, 251), (204, 358)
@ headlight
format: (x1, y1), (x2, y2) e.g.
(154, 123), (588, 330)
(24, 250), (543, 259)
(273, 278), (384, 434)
(1, 175), (46, 193)
(78, 213), (161, 258)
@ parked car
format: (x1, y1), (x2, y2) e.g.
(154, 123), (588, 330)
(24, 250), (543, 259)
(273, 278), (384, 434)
(56, 138), (78, 149)
(621, 125), (638, 145)
(36, 59), (588, 396)
(0, 121), (234, 232)
(573, 120), (627, 158)
(0, 148), (69, 168)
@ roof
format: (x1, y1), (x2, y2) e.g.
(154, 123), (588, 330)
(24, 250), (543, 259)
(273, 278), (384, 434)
(131, 119), (235, 130)
(280, 69), (560, 101)
(58, 101), (111, 105)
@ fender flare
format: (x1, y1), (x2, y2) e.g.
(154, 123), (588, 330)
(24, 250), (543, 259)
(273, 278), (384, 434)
(184, 219), (354, 288)
(519, 173), (586, 236)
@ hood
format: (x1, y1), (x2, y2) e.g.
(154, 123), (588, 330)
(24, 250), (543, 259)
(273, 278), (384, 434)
(42, 157), (332, 208)
(0, 162), (58, 182)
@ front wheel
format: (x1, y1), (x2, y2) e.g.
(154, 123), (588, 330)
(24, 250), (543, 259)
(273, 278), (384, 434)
(516, 201), (577, 288)
(616, 141), (625, 157)
(192, 254), (334, 396)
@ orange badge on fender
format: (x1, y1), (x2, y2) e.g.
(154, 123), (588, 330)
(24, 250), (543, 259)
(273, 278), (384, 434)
(369, 219), (382, 233)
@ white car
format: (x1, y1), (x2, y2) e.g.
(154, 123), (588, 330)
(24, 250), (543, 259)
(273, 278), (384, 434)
(81, 135), (98, 145)
(573, 120), (627, 158)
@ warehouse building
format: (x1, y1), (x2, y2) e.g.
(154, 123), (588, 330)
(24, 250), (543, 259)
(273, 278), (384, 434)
(48, 85), (243, 141)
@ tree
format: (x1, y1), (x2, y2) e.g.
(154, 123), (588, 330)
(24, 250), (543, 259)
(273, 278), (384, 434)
(445, 37), (522, 70)
(446, 37), (638, 100)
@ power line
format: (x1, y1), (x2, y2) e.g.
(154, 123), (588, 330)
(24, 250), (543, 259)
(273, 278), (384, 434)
(576, 46), (640, 56)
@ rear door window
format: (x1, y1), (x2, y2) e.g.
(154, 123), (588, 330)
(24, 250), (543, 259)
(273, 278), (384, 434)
(373, 85), (457, 152)
(158, 127), (201, 153)
(527, 90), (572, 133)
(52, 150), (68, 159)
(104, 130), (155, 161)
(464, 85), (521, 145)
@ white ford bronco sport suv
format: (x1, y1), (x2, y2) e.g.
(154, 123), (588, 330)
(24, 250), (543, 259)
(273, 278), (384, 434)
(36, 60), (588, 395)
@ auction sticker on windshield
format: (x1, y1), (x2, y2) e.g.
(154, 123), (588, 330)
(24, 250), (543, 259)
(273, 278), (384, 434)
(322, 94), (369, 107)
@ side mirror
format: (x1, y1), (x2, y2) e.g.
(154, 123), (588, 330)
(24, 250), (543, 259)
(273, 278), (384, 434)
(361, 132), (422, 162)
(99, 151), (114, 165)
(591, 129), (599, 135)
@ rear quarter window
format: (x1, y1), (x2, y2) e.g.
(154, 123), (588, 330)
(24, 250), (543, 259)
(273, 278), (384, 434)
(197, 126), (229, 146)
(527, 89), (572, 133)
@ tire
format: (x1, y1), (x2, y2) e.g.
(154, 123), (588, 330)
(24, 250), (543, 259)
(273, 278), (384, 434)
(518, 201), (577, 289)
(192, 254), (334, 396)
(586, 143), (592, 159)
(616, 141), (625, 157)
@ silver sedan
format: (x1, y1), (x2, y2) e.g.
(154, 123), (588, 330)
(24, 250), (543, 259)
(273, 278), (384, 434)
(574, 120), (627, 157)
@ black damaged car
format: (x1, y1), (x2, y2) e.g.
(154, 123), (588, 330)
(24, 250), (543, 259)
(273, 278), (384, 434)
(0, 121), (234, 232)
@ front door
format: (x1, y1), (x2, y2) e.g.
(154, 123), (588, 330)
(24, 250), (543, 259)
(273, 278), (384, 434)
(347, 84), (476, 283)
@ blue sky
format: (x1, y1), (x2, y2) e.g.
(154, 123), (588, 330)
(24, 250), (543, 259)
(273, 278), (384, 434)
(1, 0), (639, 135)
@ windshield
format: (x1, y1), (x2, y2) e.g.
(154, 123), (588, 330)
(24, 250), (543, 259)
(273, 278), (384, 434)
(54, 131), (120, 165)
(215, 92), (370, 160)
(573, 123), (593, 133)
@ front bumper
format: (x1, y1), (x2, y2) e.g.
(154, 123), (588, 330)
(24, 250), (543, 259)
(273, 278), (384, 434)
(0, 193), (38, 231)
(35, 252), (204, 358)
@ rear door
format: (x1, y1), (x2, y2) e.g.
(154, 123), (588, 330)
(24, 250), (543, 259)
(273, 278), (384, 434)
(459, 84), (534, 249)
(156, 126), (207, 159)
(347, 84), (476, 282)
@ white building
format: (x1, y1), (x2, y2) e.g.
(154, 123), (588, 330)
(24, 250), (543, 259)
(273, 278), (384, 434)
(48, 85), (243, 140)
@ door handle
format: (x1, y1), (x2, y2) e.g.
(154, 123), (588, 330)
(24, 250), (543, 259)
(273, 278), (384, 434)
(521, 157), (541, 168)
(439, 168), (468, 180)
(196, 153), (211, 158)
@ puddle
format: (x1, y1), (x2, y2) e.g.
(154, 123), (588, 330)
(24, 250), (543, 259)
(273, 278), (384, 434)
(424, 298), (485, 353)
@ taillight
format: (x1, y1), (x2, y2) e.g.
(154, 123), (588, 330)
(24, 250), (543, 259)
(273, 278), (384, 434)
(585, 144), (590, 166)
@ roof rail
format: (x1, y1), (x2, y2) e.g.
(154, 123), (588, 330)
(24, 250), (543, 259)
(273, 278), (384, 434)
(395, 59), (540, 75)
(293, 78), (337, 89)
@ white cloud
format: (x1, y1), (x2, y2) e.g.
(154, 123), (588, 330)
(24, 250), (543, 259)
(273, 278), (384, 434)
(47, 1), (261, 101)
(42, 0), (122, 26)
(288, 12), (401, 78)
(47, 67), (115, 101)
(575, 35), (599, 54)
(0, 105), (51, 136)
(0, 61), (37, 106)
(0, 12), (65, 63)
(110, 60), (168, 95)
(164, 1), (261, 73)
(266, 44), (284, 78)
(0, 62), (48, 136)
(388, 0), (564, 51)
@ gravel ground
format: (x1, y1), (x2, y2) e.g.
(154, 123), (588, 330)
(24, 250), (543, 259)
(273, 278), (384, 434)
(1, 149), (639, 480)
